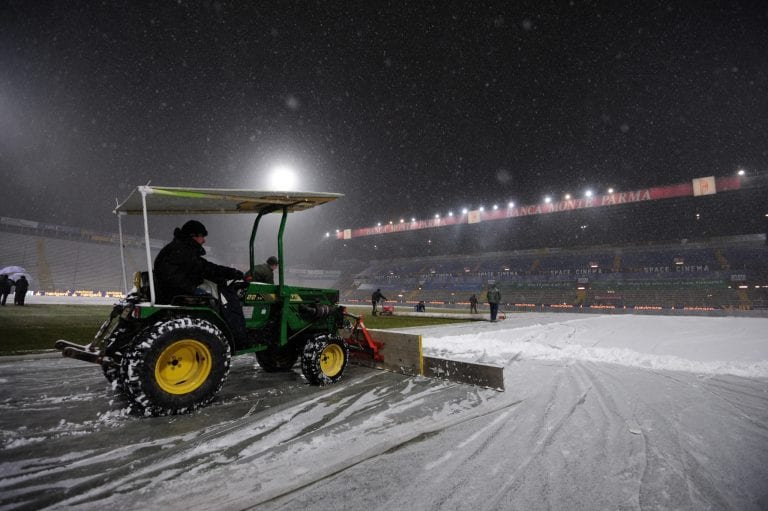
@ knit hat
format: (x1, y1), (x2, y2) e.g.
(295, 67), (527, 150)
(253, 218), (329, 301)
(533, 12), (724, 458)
(181, 220), (208, 237)
(266, 256), (279, 265)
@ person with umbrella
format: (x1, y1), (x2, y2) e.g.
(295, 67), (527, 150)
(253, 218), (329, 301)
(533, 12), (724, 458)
(0, 274), (11, 306)
(14, 275), (29, 306)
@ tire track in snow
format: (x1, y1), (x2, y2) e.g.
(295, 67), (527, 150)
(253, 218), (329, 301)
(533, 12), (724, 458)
(480, 364), (592, 511)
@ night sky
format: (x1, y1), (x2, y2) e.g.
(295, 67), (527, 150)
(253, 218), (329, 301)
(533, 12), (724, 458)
(2, 1), (767, 239)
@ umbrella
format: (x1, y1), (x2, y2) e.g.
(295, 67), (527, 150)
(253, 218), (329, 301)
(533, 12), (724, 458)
(0, 266), (31, 282)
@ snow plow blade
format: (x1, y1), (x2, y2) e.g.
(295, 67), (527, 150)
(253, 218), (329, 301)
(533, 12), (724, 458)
(54, 340), (102, 364)
(342, 314), (504, 390)
(422, 356), (504, 390)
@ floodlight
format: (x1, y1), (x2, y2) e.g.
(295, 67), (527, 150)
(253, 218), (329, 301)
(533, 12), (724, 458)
(544, 196), (552, 203)
(584, 190), (593, 197)
(462, 208), (468, 214)
(564, 194), (571, 200)
(607, 188), (614, 193)
(508, 201), (514, 208)
(493, 204), (498, 210)
(268, 165), (298, 190)
(737, 169), (746, 176)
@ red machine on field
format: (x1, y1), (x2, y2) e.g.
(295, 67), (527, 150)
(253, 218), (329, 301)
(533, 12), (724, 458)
(341, 311), (384, 363)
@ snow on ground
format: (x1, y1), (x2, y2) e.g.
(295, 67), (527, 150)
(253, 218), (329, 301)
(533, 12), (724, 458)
(1, 310), (767, 510)
(412, 313), (768, 378)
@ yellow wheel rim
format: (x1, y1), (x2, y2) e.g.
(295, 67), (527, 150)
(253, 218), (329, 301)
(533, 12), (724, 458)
(155, 339), (212, 394)
(319, 343), (344, 377)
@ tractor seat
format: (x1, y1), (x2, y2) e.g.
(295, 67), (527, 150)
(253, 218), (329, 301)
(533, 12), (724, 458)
(170, 295), (219, 309)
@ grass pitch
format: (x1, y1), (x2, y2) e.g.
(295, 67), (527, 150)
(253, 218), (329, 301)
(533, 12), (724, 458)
(1, 304), (113, 355)
(0, 304), (468, 356)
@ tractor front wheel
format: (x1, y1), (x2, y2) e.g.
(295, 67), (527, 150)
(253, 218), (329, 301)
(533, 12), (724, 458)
(119, 317), (231, 416)
(301, 335), (349, 385)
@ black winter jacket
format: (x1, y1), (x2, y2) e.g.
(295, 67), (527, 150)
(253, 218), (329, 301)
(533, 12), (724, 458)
(14, 276), (28, 294)
(154, 228), (242, 304)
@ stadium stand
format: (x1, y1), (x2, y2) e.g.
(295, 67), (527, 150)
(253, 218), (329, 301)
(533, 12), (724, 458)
(0, 220), (347, 295)
(0, 231), (147, 294)
(339, 235), (768, 312)
(3, 175), (767, 315)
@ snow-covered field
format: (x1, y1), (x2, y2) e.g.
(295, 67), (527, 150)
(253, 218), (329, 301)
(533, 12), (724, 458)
(1, 310), (767, 510)
(416, 313), (768, 378)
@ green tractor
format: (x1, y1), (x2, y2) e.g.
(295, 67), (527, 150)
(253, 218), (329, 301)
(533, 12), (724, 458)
(56, 186), (354, 416)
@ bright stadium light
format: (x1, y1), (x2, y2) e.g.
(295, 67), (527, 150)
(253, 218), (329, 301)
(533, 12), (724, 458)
(434, 213), (440, 219)
(400, 218), (404, 223)
(377, 222), (381, 227)
(508, 201), (514, 208)
(564, 193), (571, 200)
(389, 220), (393, 225)
(268, 165), (298, 190)
(584, 190), (593, 197)
(608, 187), (614, 194)
(325, 232), (330, 237)
(448, 211), (454, 217)
(411, 217), (416, 222)
(462, 208), (468, 214)
(738, 168), (746, 176)
(493, 204), (499, 210)
(479, 206), (485, 212)
(544, 196), (552, 203)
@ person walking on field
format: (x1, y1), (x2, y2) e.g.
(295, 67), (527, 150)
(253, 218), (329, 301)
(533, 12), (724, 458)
(469, 293), (478, 314)
(371, 288), (386, 316)
(14, 275), (29, 306)
(0, 275), (11, 306)
(486, 283), (501, 322)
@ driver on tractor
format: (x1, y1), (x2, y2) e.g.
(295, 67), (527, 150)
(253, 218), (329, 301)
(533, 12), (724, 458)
(154, 220), (248, 343)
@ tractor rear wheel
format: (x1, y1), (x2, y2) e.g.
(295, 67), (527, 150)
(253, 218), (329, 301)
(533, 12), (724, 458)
(301, 334), (349, 385)
(255, 343), (301, 372)
(119, 317), (231, 416)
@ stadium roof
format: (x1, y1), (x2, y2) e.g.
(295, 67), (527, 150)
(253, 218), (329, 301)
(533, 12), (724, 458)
(113, 186), (342, 216)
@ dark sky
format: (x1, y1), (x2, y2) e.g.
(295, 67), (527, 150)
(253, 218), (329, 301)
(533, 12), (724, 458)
(1, 1), (767, 237)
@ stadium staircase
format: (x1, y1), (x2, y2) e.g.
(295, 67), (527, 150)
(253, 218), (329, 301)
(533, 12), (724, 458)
(612, 254), (622, 272)
(35, 238), (54, 290)
(714, 248), (730, 270)
(737, 289), (752, 310)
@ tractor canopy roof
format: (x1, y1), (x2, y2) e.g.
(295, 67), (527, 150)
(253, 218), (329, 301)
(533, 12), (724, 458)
(114, 185), (342, 216)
